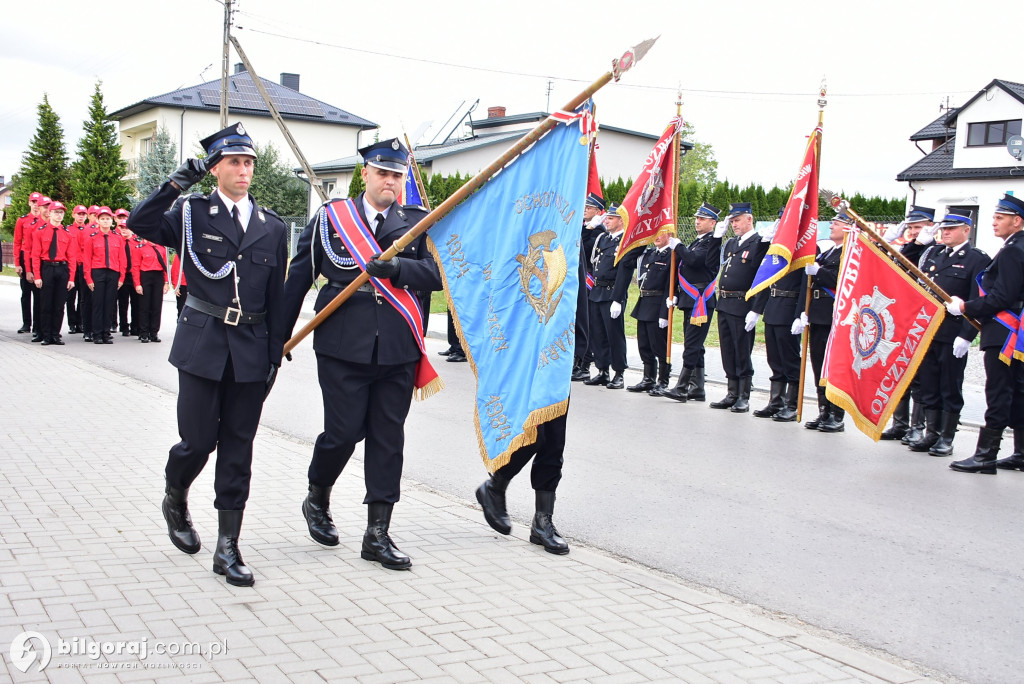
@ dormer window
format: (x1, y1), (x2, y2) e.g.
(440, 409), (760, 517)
(966, 119), (1022, 146)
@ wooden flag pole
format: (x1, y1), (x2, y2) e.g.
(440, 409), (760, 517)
(284, 36), (660, 356)
(665, 90), (683, 366)
(796, 81), (827, 422)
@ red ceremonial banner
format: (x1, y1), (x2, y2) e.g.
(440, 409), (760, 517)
(821, 230), (946, 441)
(613, 117), (683, 264)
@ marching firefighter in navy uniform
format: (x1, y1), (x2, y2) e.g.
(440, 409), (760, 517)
(583, 204), (630, 389)
(906, 212), (989, 456)
(711, 202), (769, 412)
(750, 208), (807, 421)
(803, 212), (849, 432)
(663, 202), (725, 402)
(945, 194), (1024, 473)
(571, 193), (606, 381)
(620, 228), (673, 394)
(282, 138), (442, 570)
(129, 123), (289, 588)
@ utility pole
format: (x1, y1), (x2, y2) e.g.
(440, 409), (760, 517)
(220, 0), (233, 127)
(546, 80), (553, 113)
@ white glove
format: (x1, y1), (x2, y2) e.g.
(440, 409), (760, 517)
(659, 318), (669, 329)
(665, 296), (677, 309)
(882, 221), (905, 242)
(953, 337), (971, 358)
(587, 213), (605, 229)
(761, 223), (778, 242)
(610, 301), (622, 319)
(917, 223), (938, 245)
(791, 312), (808, 335)
(744, 311), (760, 332)
(667, 236), (681, 250)
(946, 296), (965, 316)
(713, 221), (728, 238)
(805, 263), (820, 276)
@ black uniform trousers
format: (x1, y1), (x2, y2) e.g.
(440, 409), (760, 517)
(764, 323), (800, 383)
(72, 264), (88, 331)
(588, 299), (627, 372)
(116, 271), (139, 333)
(167, 363), (264, 511)
(982, 349), (1024, 431)
(137, 270), (165, 336)
(65, 267), (79, 329)
(717, 311), (755, 378)
(90, 269), (119, 336)
(636, 318), (667, 369)
(917, 342), (968, 413)
(681, 309), (712, 369)
(808, 322), (832, 404)
(175, 285), (188, 317)
(446, 309), (463, 353)
(18, 252), (39, 330)
(309, 351), (416, 504)
(38, 262), (69, 339)
(495, 409), (566, 492)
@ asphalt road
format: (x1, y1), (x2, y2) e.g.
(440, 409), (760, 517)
(3, 277), (1021, 684)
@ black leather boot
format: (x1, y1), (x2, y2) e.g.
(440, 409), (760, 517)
(805, 396), (828, 430)
(212, 509), (254, 587)
(361, 503), (412, 569)
(880, 396), (910, 440)
(662, 367), (691, 402)
(818, 406), (845, 433)
(928, 412), (959, 457)
(606, 371), (624, 390)
(161, 483), (201, 554)
(530, 491), (569, 555)
(772, 382), (800, 422)
(584, 369), (609, 386)
(302, 484), (339, 546)
(995, 427), (1024, 470)
(753, 380), (786, 418)
(908, 409), (942, 452)
(687, 368), (706, 401)
(902, 403), (925, 445)
(950, 427), (1001, 474)
(627, 364), (656, 392)
(648, 362), (671, 396)
(710, 377), (738, 409)
(730, 377), (752, 413)
(475, 471), (512, 535)
(571, 358), (591, 382)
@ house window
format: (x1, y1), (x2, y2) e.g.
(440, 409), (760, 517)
(966, 119), (1022, 146)
(139, 137), (154, 156)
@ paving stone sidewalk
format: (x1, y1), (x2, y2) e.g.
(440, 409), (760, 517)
(0, 339), (939, 683)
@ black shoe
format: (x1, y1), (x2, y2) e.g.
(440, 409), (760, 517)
(753, 381), (786, 418)
(710, 378), (738, 409)
(687, 368), (706, 401)
(950, 427), (1001, 474)
(476, 474), (511, 535)
(31, 333), (43, 343)
(122, 330), (131, 337)
(648, 381), (669, 397)
(772, 383), (800, 422)
(571, 360), (591, 382)
(805, 406), (828, 430)
(584, 370), (609, 386)
(928, 411), (959, 457)
(51, 337), (65, 346)
(212, 510), (254, 586)
(818, 414), (845, 432)
(150, 334), (161, 343)
(361, 503), (412, 570)
(446, 351), (467, 362)
(995, 454), (1024, 471)
(627, 377), (655, 392)
(302, 484), (339, 546)
(437, 347), (454, 356)
(908, 409), (941, 452)
(83, 333), (93, 342)
(530, 491), (569, 555)
(17, 326), (30, 334)
(103, 334), (114, 344)
(730, 377), (752, 413)
(902, 404), (926, 445)
(162, 485), (201, 554)
(140, 335), (150, 343)
(606, 372), (624, 390)
(94, 337), (105, 345)
(40, 338), (52, 346)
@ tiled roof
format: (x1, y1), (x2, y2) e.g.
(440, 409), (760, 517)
(109, 72), (376, 129)
(307, 131), (527, 173)
(896, 138), (1023, 181)
(910, 111), (957, 141)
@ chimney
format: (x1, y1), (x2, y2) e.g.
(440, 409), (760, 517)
(234, 62), (246, 74)
(487, 106), (506, 119)
(280, 73), (300, 91)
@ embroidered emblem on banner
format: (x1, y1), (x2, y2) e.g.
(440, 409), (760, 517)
(842, 286), (899, 377)
(515, 230), (566, 324)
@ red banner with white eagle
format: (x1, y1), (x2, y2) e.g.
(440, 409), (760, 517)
(821, 229), (946, 441)
(613, 117), (682, 264)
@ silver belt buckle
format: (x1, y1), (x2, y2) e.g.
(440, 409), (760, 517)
(224, 307), (242, 326)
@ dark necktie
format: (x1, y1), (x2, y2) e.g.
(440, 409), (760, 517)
(232, 206), (245, 243)
(49, 226), (58, 259)
(103, 234), (110, 268)
(374, 212), (385, 236)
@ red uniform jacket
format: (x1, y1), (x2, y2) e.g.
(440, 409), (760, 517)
(13, 214), (41, 264)
(82, 230), (127, 285)
(131, 241), (169, 285)
(169, 253), (188, 287)
(30, 222), (79, 282)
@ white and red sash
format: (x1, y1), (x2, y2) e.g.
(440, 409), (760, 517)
(325, 199), (443, 399)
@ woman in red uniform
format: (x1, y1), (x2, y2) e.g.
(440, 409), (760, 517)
(82, 207), (126, 344)
(132, 236), (169, 342)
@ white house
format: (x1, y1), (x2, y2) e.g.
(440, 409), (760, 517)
(896, 78), (1024, 254)
(109, 64), (377, 195)
(300, 106), (692, 218)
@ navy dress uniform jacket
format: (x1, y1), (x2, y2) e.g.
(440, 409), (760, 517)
(625, 245), (672, 322)
(672, 232), (721, 312)
(716, 234), (769, 317)
(918, 243), (989, 344)
(752, 268), (807, 325)
(128, 182), (289, 383)
(963, 231), (1024, 351)
(588, 231), (630, 304)
(282, 195), (442, 361)
(807, 243), (843, 325)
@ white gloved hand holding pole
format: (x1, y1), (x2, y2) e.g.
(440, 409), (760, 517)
(744, 311), (760, 332)
(791, 312), (808, 335)
(946, 296), (965, 316)
(952, 337), (972, 358)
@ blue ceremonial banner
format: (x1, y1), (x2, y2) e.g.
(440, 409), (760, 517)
(404, 165), (424, 206)
(427, 110), (593, 472)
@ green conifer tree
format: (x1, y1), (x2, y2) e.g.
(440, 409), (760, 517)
(71, 82), (132, 210)
(348, 163), (365, 197)
(135, 127), (178, 201)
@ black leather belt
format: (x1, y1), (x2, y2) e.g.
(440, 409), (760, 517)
(595, 279), (614, 288)
(42, 260), (68, 265)
(185, 294), (265, 326)
(328, 280), (375, 294)
(812, 289), (832, 300)
(639, 290), (663, 297)
(719, 290), (745, 299)
(769, 288), (799, 298)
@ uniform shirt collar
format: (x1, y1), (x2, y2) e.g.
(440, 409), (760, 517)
(736, 229), (759, 245)
(216, 190), (252, 229)
(947, 240), (969, 253)
(608, 229), (624, 239)
(363, 196), (391, 226)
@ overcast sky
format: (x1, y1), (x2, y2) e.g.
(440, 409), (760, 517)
(2, 0), (1020, 199)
